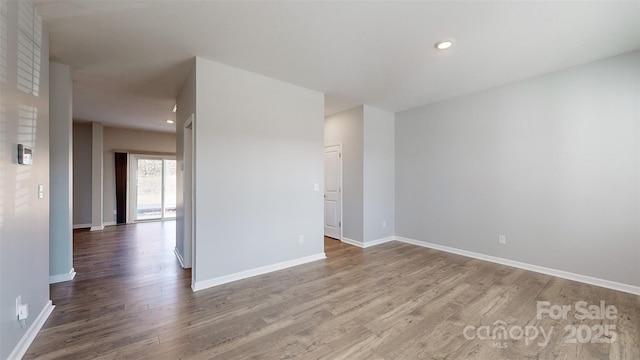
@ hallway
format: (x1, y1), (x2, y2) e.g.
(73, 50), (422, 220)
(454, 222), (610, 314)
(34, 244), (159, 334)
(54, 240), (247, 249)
(26, 222), (192, 359)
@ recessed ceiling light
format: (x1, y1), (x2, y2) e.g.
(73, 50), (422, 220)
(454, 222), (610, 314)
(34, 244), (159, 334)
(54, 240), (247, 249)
(435, 40), (453, 50)
(166, 119), (174, 124)
(172, 104), (177, 112)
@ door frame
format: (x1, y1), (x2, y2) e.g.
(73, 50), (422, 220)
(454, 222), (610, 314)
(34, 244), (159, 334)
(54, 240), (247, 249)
(324, 142), (343, 240)
(183, 114), (195, 270)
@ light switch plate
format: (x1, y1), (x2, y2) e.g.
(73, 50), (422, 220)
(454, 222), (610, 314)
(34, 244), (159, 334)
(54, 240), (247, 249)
(18, 303), (29, 320)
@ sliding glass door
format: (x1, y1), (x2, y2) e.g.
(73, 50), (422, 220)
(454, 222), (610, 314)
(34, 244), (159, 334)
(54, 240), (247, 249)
(131, 155), (176, 221)
(163, 160), (177, 218)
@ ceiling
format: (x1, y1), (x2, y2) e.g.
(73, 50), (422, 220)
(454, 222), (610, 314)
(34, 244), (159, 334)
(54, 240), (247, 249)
(35, 1), (640, 133)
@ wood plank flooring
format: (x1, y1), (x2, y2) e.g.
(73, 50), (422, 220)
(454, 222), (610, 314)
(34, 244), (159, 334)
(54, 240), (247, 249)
(25, 222), (639, 359)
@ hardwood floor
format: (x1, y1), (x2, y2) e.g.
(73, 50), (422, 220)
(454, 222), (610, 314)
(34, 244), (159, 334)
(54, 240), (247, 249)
(25, 222), (639, 359)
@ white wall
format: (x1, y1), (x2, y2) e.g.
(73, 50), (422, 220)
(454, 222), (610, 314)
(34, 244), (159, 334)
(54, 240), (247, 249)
(175, 61), (195, 268)
(396, 51), (640, 287)
(102, 127), (176, 224)
(0, 1), (51, 357)
(192, 57), (325, 288)
(49, 61), (73, 282)
(324, 106), (364, 242)
(72, 123), (92, 226)
(363, 105), (395, 242)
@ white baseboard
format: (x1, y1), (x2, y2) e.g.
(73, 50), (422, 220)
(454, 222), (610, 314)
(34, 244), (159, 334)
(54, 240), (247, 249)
(174, 247), (186, 269)
(7, 300), (55, 360)
(49, 268), (76, 284)
(341, 237), (363, 247)
(341, 236), (395, 248)
(395, 236), (640, 296)
(84, 221), (117, 231)
(192, 252), (326, 292)
(363, 236), (395, 248)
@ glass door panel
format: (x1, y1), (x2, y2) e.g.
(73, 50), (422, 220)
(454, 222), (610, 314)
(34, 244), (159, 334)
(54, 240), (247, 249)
(136, 159), (163, 220)
(163, 160), (177, 218)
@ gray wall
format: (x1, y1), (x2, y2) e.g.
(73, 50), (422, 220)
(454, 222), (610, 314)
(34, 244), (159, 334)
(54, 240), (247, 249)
(193, 57), (325, 284)
(91, 122), (103, 229)
(175, 61), (196, 268)
(102, 127), (176, 224)
(49, 61), (73, 281)
(324, 106), (364, 241)
(363, 105), (395, 242)
(396, 51), (640, 287)
(72, 123), (92, 226)
(0, 0), (51, 357)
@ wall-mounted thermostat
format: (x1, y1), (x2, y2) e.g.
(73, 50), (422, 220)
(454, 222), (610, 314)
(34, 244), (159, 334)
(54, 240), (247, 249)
(17, 144), (32, 165)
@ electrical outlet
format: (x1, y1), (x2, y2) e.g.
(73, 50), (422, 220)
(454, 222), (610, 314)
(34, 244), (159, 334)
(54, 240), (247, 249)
(498, 235), (506, 245)
(298, 235), (304, 244)
(16, 295), (21, 317)
(382, 220), (386, 228)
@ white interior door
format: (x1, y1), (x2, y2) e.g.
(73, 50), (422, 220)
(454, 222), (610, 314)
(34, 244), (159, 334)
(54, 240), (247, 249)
(324, 144), (342, 239)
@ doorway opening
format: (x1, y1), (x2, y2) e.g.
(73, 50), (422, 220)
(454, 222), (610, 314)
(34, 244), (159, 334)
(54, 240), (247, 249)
(129, 155), (177, 221)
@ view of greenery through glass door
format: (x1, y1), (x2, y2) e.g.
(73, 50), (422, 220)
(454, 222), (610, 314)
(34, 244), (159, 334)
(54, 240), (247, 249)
(136, 158), (177, 220)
